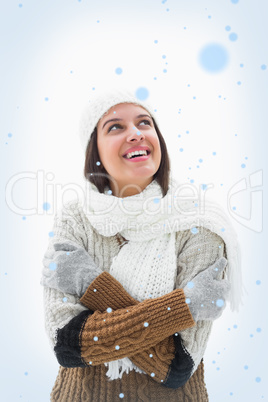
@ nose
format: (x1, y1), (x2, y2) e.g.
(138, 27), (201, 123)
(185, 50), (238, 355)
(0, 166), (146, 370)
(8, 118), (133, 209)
(126, 125), (145, 142)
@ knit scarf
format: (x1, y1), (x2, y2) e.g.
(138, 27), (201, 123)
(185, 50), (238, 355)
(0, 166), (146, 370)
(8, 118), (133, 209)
(84, 174), (242, 380)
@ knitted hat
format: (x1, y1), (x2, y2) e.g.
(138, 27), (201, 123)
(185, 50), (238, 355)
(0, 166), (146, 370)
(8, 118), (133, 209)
(79, 88), (158, 152)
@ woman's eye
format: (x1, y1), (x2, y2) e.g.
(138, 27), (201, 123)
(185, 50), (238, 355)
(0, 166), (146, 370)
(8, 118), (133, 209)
(108, 124), (122, 132)
(139, 119), (151, 126)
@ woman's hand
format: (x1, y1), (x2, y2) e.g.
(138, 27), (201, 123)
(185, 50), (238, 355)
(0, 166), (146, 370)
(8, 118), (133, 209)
(41, 240), (102, 297)
(183, 257), (230, 322)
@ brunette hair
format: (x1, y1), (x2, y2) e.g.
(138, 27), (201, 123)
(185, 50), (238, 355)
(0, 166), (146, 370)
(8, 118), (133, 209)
(83, 117), (171, 197)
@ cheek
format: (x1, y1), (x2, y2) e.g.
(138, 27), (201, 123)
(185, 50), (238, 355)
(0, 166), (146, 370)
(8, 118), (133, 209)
(152, 136), (161, 155)
(98, 139), (120, 163)
(154, 140), (162, 165)
(97, 139), (107, 164)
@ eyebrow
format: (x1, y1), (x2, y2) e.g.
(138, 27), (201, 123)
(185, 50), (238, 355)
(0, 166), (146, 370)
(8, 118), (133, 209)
(102, 114), (153, 129)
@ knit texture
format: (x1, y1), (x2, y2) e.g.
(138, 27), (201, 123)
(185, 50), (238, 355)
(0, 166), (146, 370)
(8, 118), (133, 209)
(80, 282), (194, 366)
(80, 271), (195, 388)
(41, 240), (102, 297)
(51, 270), (195, 378)
(50, 361), (208, 402)
(41, 187), (233, 400)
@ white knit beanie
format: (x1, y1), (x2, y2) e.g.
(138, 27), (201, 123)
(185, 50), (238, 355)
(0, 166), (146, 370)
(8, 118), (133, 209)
(79, 88), (158, 152)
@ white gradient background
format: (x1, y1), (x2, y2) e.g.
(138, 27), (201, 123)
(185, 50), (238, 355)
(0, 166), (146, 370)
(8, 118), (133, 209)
(1, 0), (267, 401)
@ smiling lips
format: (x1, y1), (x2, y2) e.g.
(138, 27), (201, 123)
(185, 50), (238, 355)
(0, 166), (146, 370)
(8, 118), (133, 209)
(122, 146), (151, 158)
(124, 153), (151, 162)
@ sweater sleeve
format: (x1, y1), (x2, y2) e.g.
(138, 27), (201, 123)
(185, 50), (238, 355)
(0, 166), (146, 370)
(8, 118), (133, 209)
(173, 227), (227, 382)
(41, 201), (91, 354)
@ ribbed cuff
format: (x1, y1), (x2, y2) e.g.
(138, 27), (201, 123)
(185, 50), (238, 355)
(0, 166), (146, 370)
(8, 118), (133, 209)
(145, 288), (196, 335)
(80, 271), (138, 310)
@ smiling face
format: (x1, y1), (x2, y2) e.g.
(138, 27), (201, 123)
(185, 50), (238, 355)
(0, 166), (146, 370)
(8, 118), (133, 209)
(97, 103), (161, 197)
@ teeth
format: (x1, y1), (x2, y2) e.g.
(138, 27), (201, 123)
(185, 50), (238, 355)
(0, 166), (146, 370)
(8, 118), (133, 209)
(126, 150), (148, 159)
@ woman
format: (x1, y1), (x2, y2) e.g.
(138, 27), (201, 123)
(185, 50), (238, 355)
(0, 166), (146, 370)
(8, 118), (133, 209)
(41, 89), (241, 401)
